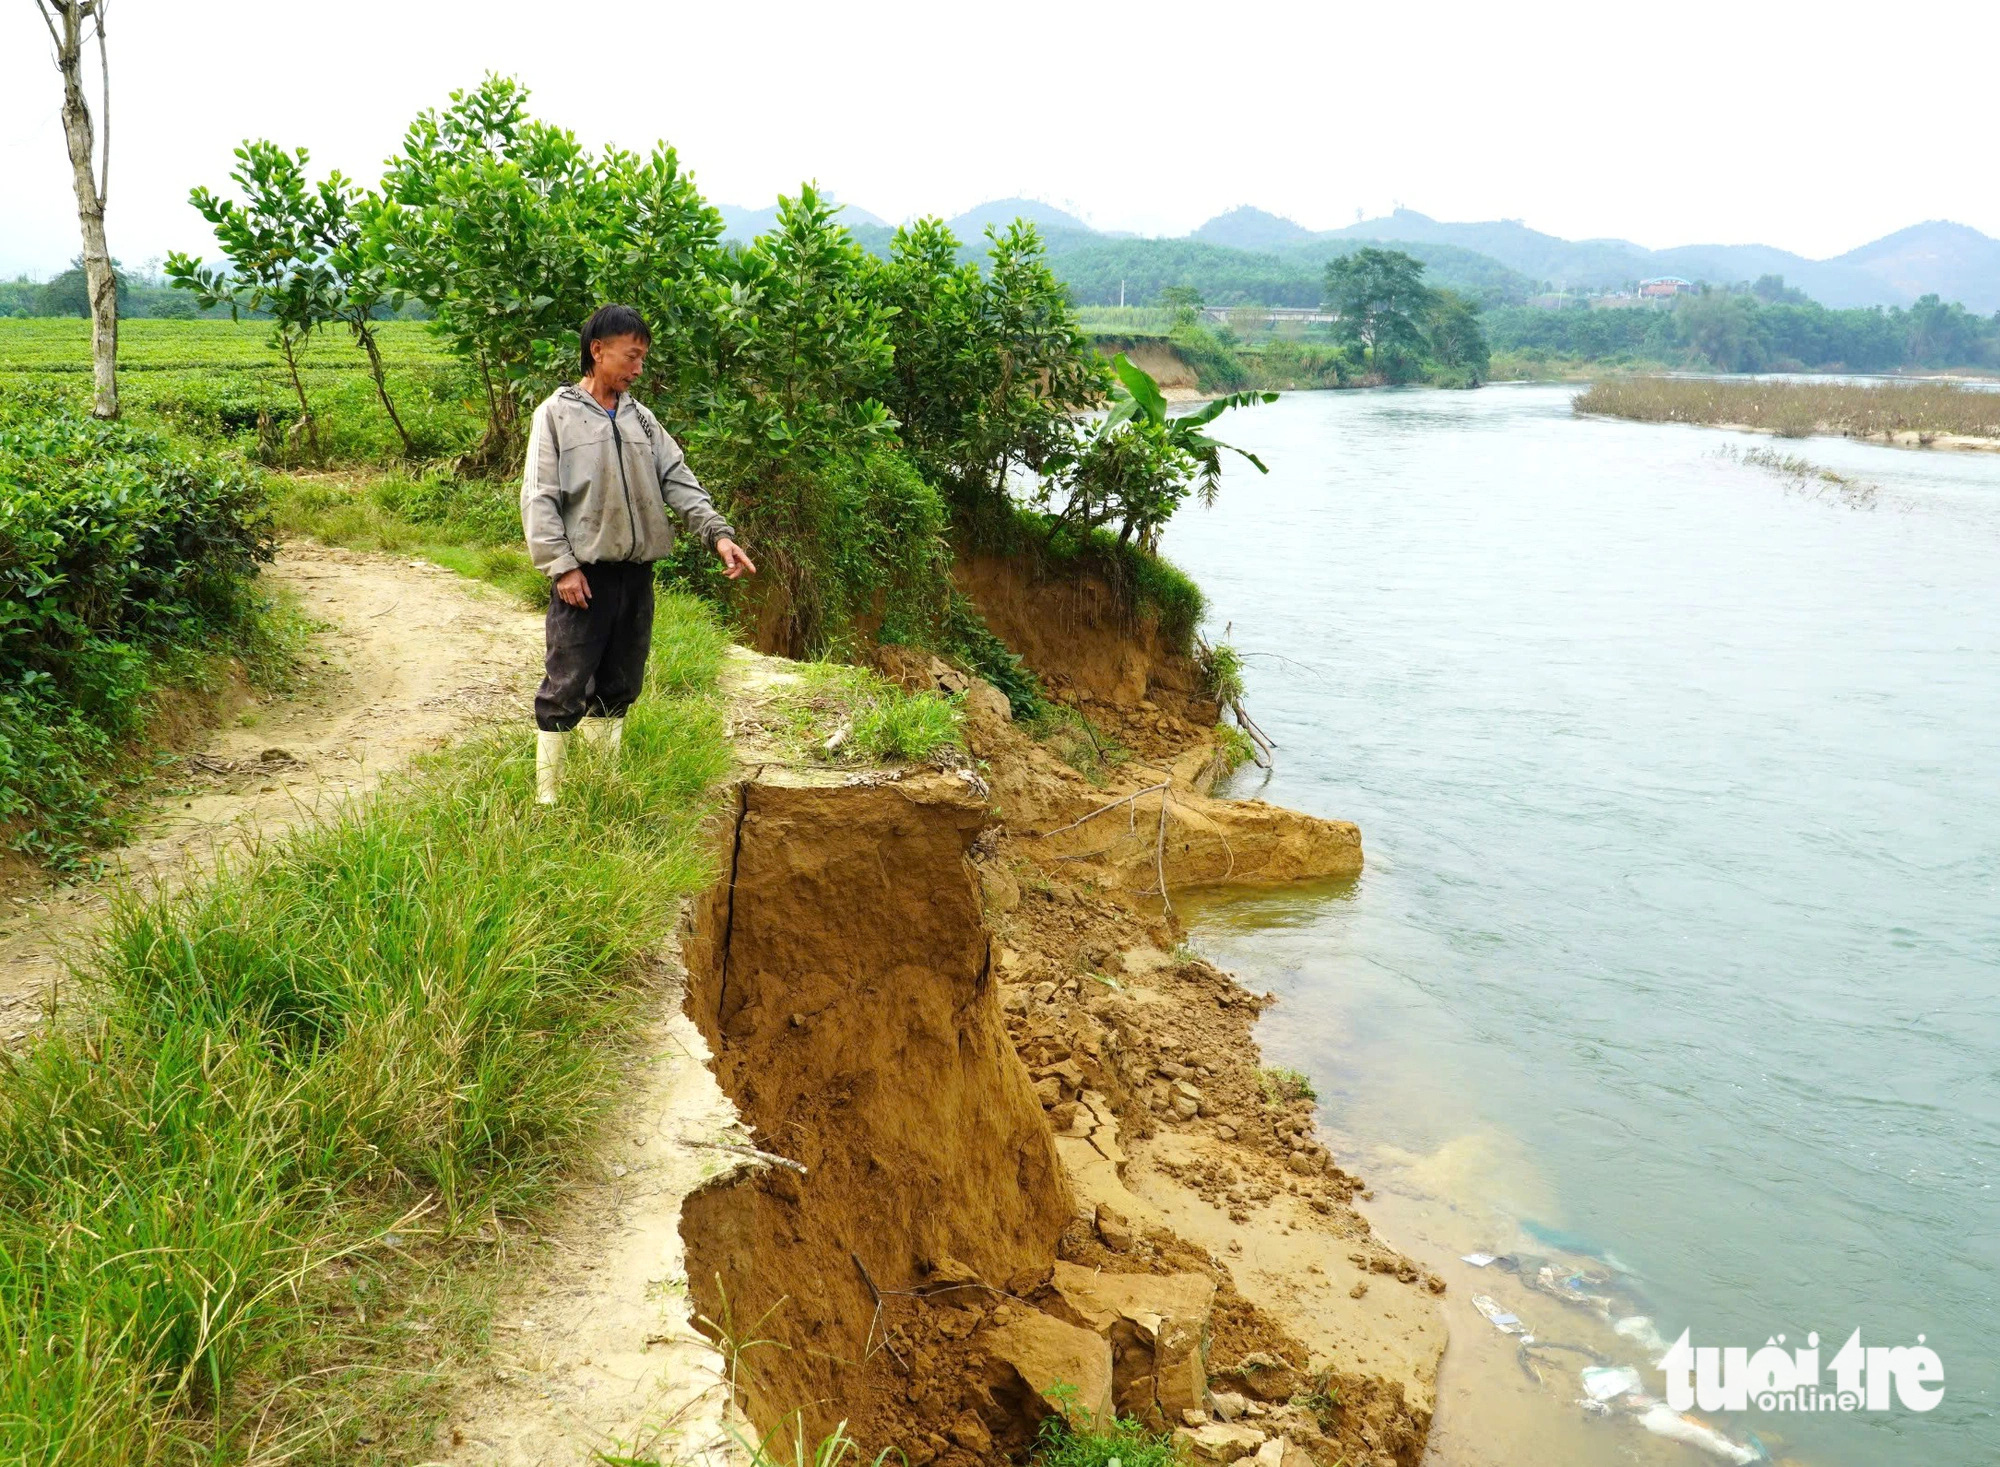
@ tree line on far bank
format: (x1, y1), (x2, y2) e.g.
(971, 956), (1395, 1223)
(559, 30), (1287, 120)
(1485, 285), (2000, 374)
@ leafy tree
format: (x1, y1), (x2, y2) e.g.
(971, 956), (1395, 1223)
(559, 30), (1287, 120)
(876, 219), (1103, 519)
(1677, 291), (1766, 373)
(373, 75), (606, 467)
(685, 186), (904, 653)
(1323, 247), (1431, 380)
(1423, 288), (1491, 382)
(35, 255), (131, 317)
(167, 142), (347, 458)
(1159, 284), (1203, 327)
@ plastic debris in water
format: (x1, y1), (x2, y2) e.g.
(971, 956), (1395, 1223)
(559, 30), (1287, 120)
(1471, 1294), (1525, 1334)
(1579, 1365), (1644, 1402)
(1635, 1402), (1765, 1465)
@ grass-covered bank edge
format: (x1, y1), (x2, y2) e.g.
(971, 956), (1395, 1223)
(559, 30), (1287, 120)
(0, 595), (733, 1464)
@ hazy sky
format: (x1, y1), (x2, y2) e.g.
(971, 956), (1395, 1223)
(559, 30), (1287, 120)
(5, 0), (1995, 278)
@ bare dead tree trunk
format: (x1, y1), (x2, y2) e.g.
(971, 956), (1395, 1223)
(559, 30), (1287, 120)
(35, 1), (117, 419)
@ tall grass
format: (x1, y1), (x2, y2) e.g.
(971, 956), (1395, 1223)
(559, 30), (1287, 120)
(0, 594), (731, 1464)
(1574, 375), (2000, 440)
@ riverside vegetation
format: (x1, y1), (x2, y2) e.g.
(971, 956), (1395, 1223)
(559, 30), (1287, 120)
(0, 72), (1278, 1463)
(1, 70), (1271, 860)
(1574, 375), (2000, 444)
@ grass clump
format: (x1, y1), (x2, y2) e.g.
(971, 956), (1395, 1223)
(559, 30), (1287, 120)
(1032, 1403), (1177, 1467)
(1262, 1066), (1318, 1104)
(763, 664), (966, 767)
(1574, 375), (2000, 441)
(0, 596), (730, 1462)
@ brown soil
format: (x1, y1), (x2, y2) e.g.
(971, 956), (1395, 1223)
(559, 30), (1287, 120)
(952, 553), (1217, 726)
(0, 542), (543, 1040)
(668, 650), (1441, 1467)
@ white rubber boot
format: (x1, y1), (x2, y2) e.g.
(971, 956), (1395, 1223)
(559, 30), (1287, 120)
(580, 716), (624, 764)
(535, 730), (568, 805)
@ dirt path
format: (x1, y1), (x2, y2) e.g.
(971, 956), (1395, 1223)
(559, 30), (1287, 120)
(0, 541), (544, 1035)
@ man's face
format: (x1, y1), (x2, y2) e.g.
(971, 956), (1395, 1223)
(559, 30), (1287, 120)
(591, 333), (649, 392)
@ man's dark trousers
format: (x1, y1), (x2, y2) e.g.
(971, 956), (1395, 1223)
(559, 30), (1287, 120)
(534, 561), (653, 732)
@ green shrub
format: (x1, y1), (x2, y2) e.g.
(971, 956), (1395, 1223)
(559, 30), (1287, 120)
(1032, 1407), (1177, 1467)
(0, 398), (275, 865)
(939, 592), (1045, 718)
(1261, 1066), (1318, 1104)
(1166, 320), (1250, 392)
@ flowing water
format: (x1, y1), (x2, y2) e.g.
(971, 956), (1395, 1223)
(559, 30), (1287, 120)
(1159, 386), (1999, 1467)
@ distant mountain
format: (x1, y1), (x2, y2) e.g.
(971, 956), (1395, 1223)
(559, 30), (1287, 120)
(1323, 208), (2000, 311)
(1192, 207), (1317, 251)
(945, 197), (1095, 240)
(717, 197), (888, 242)
(722, 195), (2000, 313)
(1831, 221), (2000, 314)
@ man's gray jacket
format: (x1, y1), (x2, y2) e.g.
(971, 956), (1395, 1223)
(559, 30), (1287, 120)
(520, 385), (735, 578)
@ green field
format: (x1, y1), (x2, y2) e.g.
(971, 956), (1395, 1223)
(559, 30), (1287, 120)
(0, 317), (452, 371)
(0, 319), (482, 463)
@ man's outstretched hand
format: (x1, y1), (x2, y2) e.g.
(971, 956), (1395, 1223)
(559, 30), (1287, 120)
(555, 567), (591, 607)
(716, 537), (757, 580)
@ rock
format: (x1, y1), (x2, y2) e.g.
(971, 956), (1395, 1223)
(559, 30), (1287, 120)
(1032, 981), (1058, 1006)
(1171, 1094), (1200, 1121)
(1172, 1080), (1202, 1103)
(1050, 1100), (1080, 1132)
(1214, 1122), (1239, 1141)
(1175, 1422), (1266, 1463)
(1035, 1076), (1063, 1107)
(1044, 1263), (1216, 1425)
(1002, 985), (1031, 1015)
(1286, 1150), (1317, 1175)
(927, 1256), (981, 1286)
(966, 679), (1013, 725)
(1158, 1059), (1191, 1081)
(979, 860), (1021, 913)
(1251, 1436), (1312, 1467)
(1182, 1409), (1210, 1428)
(1222, 1351), (1301, 1403)
(978, 1311), (1116, 1430)
(1210, 1390), (1250, 1421)
(1034, 1060), (1085, 1098)
(1095, 1203), (1136, 1253)
(946, 1412), (993, 1454)
(935, 1306), (982, 1340)
(1349, 1280), (1369, 1299)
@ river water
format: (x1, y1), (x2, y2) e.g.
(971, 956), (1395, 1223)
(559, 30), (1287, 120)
(1159, 386), (1999, 1467)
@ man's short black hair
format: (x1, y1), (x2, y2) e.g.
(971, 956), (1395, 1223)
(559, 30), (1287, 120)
(580, 304), (652, 376)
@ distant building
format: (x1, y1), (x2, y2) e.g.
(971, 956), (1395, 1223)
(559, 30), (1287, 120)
(1638, 276), (1695, 299)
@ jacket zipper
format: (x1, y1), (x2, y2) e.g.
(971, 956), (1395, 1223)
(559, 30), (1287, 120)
(608, 402), (640, 560)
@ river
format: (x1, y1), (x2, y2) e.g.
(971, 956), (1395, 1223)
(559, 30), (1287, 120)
(1159, 385), (1999, 1467)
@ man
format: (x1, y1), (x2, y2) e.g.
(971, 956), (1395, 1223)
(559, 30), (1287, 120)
(521, 303), (756, 804)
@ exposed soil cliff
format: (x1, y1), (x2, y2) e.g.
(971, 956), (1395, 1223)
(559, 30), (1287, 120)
(953, 552), (1215, 728)
(672, 647), (1442, 1467)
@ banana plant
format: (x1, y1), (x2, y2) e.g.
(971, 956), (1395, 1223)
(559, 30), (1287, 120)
(1099, 352), (1277, 505)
